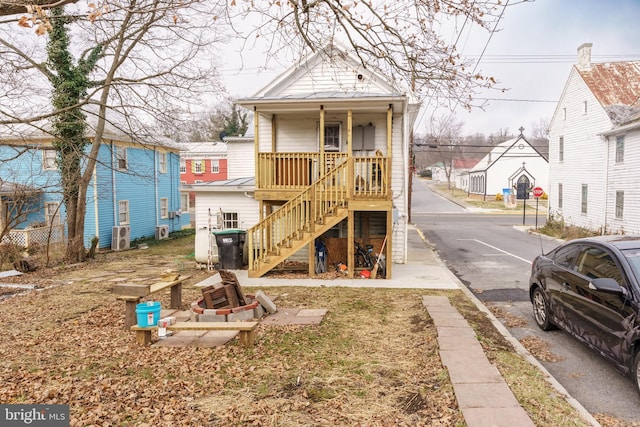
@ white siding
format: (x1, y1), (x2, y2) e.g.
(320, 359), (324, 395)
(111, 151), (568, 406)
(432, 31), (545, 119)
(605, 130), (640, 234)
(391, 112), (408, 263)
(194, 192), (260, 232)
(279, 59), (391, 96)
(548, 69), (611, 231)
(227, 140), (255, 180)
(271, 113), (390, 154)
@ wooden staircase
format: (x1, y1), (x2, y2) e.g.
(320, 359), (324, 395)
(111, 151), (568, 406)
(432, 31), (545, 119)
(247, 159), (351, 278)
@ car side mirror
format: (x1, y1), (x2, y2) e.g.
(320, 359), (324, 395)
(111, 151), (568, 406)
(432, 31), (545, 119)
(588, 278), (626, 296)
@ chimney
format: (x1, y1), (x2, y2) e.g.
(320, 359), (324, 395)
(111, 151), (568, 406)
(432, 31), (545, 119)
(576, 43), (593, 71)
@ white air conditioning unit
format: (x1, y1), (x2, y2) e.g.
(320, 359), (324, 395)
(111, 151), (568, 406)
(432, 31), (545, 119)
(112, 225), (131, 251)
(155, 224), (169, 240)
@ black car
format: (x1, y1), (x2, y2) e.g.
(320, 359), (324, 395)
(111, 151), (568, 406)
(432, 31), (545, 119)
(529, 235), (640, 395)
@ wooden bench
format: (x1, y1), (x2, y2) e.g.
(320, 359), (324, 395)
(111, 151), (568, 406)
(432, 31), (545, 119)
(130, 321), (259, 347)
(114, 275), (191, 328)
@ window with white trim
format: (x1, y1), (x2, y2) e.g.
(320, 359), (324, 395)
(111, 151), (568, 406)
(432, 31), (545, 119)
(43, 149), (57, 170)
(118, 200), (130, 225)
(160, 198), (168, 219)
(116, 146), (127, 170)
(44, 202), (60, 225)
(616, 191), (624, 219)
(558, 137), (564, 162)
(616, 135), (624, 163)
(159, 152), (167, 173)
(180, 193), (189, 211)
(558, 183), (563, 209)
(321, 123), (341, 152)
(223, 212), (239, 229)
(180, 159), (186, 174)
(211, 159), (219, 173)
(193, 159), (204, 174)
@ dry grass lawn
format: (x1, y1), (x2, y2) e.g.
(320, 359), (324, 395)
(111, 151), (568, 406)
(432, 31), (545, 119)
(0, 234), (592, 426)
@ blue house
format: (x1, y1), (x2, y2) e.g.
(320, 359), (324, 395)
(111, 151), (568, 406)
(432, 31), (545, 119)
(0, 127), (190, 250)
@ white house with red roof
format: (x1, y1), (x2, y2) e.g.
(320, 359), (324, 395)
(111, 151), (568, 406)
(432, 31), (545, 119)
(548, 43), (640, 234)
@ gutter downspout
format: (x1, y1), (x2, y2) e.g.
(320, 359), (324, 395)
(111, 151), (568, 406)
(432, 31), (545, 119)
(112, 141), (117, 225)
(155, 148), (159, 227)
(93, 163), (99, 242)
(602, 135), (610, 235)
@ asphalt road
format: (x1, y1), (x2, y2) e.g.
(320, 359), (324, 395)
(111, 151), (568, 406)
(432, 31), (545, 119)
(412, 179), (640, 423)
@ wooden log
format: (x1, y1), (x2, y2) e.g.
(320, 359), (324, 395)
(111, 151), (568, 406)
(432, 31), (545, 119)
(225, 284), (240, 308)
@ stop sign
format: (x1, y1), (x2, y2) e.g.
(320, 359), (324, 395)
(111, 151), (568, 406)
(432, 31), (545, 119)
(532, 186), (544, 198)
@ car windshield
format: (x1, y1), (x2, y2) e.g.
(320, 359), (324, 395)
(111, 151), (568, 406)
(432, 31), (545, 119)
(622, 249), (640, 283)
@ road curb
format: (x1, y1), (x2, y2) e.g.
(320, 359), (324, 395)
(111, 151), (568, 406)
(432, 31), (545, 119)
(415, 228), (601, 427)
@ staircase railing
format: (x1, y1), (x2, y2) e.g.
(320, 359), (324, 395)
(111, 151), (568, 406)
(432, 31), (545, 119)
(248, 158), (350, 270)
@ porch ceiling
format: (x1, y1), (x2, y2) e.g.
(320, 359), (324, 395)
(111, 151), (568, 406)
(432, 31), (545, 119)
(237, 92), (408, 114)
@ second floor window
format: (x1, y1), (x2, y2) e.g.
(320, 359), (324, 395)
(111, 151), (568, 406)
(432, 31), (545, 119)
(43, 149), (57, 170)
(211, 159), (220, 173)
(116, 146), (127, 170)
(192, 160), (204, 174)
(615, 135), (624, 163)
(159, 153), (167, 173)
(323, 123), (341, 152)
(180, 159), (186, 173)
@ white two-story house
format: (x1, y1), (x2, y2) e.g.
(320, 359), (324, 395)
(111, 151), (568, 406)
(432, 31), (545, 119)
(548, 43), (640, 234)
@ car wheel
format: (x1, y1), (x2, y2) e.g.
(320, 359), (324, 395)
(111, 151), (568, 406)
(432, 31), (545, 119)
(634, 351), (640, 397)
(532, 287), (555, 331)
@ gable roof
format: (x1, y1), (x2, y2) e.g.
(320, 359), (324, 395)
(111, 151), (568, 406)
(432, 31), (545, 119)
(453, 158), (479, 169)
(578, 61), (640, 109)
(574, 44), (640, 127)
(236, 43), (419, 112)
(470, 135), (546, 173)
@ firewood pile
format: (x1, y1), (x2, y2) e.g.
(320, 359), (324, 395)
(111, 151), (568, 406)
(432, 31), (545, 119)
(200, 270), (247, 309)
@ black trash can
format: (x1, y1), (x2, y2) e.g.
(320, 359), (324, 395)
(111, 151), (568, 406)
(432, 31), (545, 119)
(212, 229), (246, 269)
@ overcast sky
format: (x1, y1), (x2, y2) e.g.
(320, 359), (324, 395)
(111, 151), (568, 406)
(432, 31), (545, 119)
(218, 0), (640, 138)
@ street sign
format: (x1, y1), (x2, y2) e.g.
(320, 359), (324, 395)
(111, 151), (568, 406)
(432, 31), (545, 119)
(532, 186), (544, 198)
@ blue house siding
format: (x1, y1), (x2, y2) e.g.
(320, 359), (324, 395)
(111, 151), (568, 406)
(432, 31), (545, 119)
(0, 143), (62, 229)
(1, 137), (189, 250)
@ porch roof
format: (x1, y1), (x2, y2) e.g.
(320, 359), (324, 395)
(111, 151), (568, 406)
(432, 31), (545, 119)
(237, 91), (410, 113)
(0, 180), (42, 197)
(185, 177), (255, 192)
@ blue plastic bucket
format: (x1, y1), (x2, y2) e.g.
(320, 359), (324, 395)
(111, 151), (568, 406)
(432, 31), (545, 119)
(136, 301), (161, 327)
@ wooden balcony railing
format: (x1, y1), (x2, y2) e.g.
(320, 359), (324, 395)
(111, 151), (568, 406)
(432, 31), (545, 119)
(256, 152), (389, 198)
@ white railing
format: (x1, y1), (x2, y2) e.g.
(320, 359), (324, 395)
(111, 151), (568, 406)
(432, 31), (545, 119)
(2, 225), (65, 248)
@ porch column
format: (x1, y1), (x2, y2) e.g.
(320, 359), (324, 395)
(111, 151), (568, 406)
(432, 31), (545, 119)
(319, 105), (325, 173)
(347, 110), (353, 199)
(254, 107), (260, 188)
(387, 105), (393, 194)
(347, 210), (355, 279)
(271, 115), (276, 152)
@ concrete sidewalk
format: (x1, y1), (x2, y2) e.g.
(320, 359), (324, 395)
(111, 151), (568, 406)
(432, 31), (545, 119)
(225, 224), (600, 427)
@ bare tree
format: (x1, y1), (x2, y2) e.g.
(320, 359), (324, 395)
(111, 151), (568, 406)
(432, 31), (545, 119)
(224, 0), (513, 105)
(1, 0), (225, 261)
(1, 0), (523, 263)
(425, 115), (464, 189)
